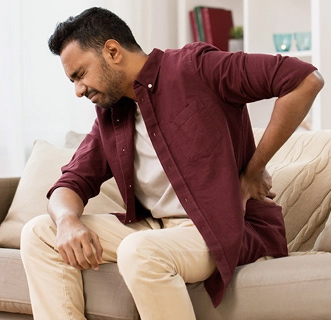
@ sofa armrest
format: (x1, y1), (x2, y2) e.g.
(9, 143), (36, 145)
(0, 177), (20, 224)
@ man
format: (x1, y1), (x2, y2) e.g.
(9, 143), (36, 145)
(21, 7), (324, 320)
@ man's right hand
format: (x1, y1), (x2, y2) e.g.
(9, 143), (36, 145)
(48, 187), (103, 271)
(56, 214), (103, 270)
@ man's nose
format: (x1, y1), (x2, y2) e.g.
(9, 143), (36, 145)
(75, 81), (86, 98)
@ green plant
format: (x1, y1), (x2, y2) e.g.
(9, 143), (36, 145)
(230, 26), (244, 39)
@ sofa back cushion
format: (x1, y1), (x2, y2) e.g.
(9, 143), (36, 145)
(1, 129), (331, 251)
(0, 139), (125, 249)
(253, 128), (331, 252)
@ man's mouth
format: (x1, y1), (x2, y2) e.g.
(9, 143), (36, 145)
(87, 92), (98, 103)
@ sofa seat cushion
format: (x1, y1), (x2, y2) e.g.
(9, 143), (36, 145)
(2, 248), (331, 319)
(0, 248), (139, 320)
(83, 264), (139, 320)
(0, 248), (31, 315)
(189, 252), (331, 320)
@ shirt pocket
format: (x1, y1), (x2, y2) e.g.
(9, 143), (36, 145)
(170, 100), (223, 161)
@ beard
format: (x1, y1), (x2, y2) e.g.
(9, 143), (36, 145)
(90, 56), (126, 109)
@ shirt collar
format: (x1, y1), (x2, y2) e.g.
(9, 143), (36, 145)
(133, 48), (164, 93)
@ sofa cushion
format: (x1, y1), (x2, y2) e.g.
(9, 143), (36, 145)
(313, 209), (331, 252)
(0, 140), (125, 249)
(83, 264), (139, 320)
(211, 252), (331, 320)
(0, 248), (139, 320)
(65, 130), (86, 149)
(253, 129), (331, 252)
(0, 248), (31, 315)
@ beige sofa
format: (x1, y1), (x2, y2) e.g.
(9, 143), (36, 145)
(1, 128), (331, 320)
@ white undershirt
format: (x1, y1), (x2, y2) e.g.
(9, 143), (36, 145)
(133, 106), (188, 218)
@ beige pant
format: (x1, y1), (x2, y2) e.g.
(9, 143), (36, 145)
(21, 214), (216, 320)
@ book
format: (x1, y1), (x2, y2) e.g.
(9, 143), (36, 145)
(201, 7), (234, 51)
(193, 6), (205, 42)
(189, 10), (200, 42)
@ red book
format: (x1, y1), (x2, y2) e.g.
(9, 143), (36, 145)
(189, 10), (200, 42)
(201, 7), (234, 51)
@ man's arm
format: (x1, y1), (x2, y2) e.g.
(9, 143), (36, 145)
(48, 187), (103, 270)
(240, 70), (324, 210)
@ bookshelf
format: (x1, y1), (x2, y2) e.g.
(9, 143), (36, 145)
(181, 0), (331, 129)
(243, 0), (331, 130)
(177, 0), (243, 49)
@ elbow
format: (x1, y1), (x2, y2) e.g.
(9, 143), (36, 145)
(310, 70), (324, 94)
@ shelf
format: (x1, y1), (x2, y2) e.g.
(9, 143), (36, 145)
(280, 50), (312, 57)
(262, 50), (312, 58)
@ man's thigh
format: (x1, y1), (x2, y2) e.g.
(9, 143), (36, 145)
(119, 217), (216, 283)
(80, 214), (156, 262)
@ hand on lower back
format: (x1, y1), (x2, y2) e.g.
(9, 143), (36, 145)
(240, 167), (276, 213)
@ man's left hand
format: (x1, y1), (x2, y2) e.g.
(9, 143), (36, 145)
(240, 167), (276, 213)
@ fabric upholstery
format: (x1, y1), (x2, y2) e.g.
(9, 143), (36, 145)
(1, 129), (331, 319)
(0, 140), (125, 248)
(0, 177), (20, 224)
(0, 249), (31, 314)
(211, 252), (331, 320)
(253, 128), (331, 251)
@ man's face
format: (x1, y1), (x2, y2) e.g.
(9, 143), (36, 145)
(60, 41), (126, 109)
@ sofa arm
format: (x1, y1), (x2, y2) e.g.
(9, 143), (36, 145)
(0, 177), (20, 224)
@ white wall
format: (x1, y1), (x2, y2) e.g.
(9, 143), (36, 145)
(0, 1), (25, 176)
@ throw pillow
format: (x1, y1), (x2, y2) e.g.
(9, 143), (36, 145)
(0, 140), (125, 249)
(65, 130), (86, 149)
(313, 210), (331, 252)
(253, 128), (331, 252)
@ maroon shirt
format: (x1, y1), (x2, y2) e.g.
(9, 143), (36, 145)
(48, 43), (316, 306)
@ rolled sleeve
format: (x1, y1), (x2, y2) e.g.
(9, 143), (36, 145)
(47, 121), (112, 205)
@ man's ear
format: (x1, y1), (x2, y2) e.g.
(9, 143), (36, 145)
(103, 39), (122, 63)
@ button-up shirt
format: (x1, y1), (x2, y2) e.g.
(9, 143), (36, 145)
(48, 42), (316, 306)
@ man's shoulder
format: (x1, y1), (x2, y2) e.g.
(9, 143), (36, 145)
(165, 42), (220, 55)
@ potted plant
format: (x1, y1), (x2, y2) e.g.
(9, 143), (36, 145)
(229, 26), (243, 52)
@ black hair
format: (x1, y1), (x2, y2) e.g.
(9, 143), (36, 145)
(48, 7), (142, 55)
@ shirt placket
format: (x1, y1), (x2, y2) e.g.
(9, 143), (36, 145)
(111, 107), (136, 223)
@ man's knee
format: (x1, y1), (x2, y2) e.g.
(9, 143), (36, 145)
(117, 231), (169, 280)
(21, 214), (55, 255)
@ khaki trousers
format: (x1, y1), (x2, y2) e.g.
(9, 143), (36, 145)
(21, 214), (216, 320)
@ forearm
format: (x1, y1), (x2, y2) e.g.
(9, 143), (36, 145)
(249, 70), (324, 172)
(240, 70), (324, 208)
(47, 186), (102, 270)
(47, 187), (84, 225)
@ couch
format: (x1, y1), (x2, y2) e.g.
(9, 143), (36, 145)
(1, 128), (331, 320)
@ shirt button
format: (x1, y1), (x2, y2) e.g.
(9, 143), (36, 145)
(184, 198), (188, 202)
(116, 119), (120, 122)
(122, 148), (126, 152)
(148, 83), (152, 89)
(128, 220), (132, 223)
(129, 184), (132, 188)
(153, 132), (156, 137)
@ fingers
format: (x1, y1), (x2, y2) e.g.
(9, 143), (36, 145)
(90, 234), (103, 265)
(83, 233), (103, 270)
(268, 190), (276, 199)
(57, 231), (103, 271)
(262, 195), (276, 205)
(242, 189), (276, 214)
